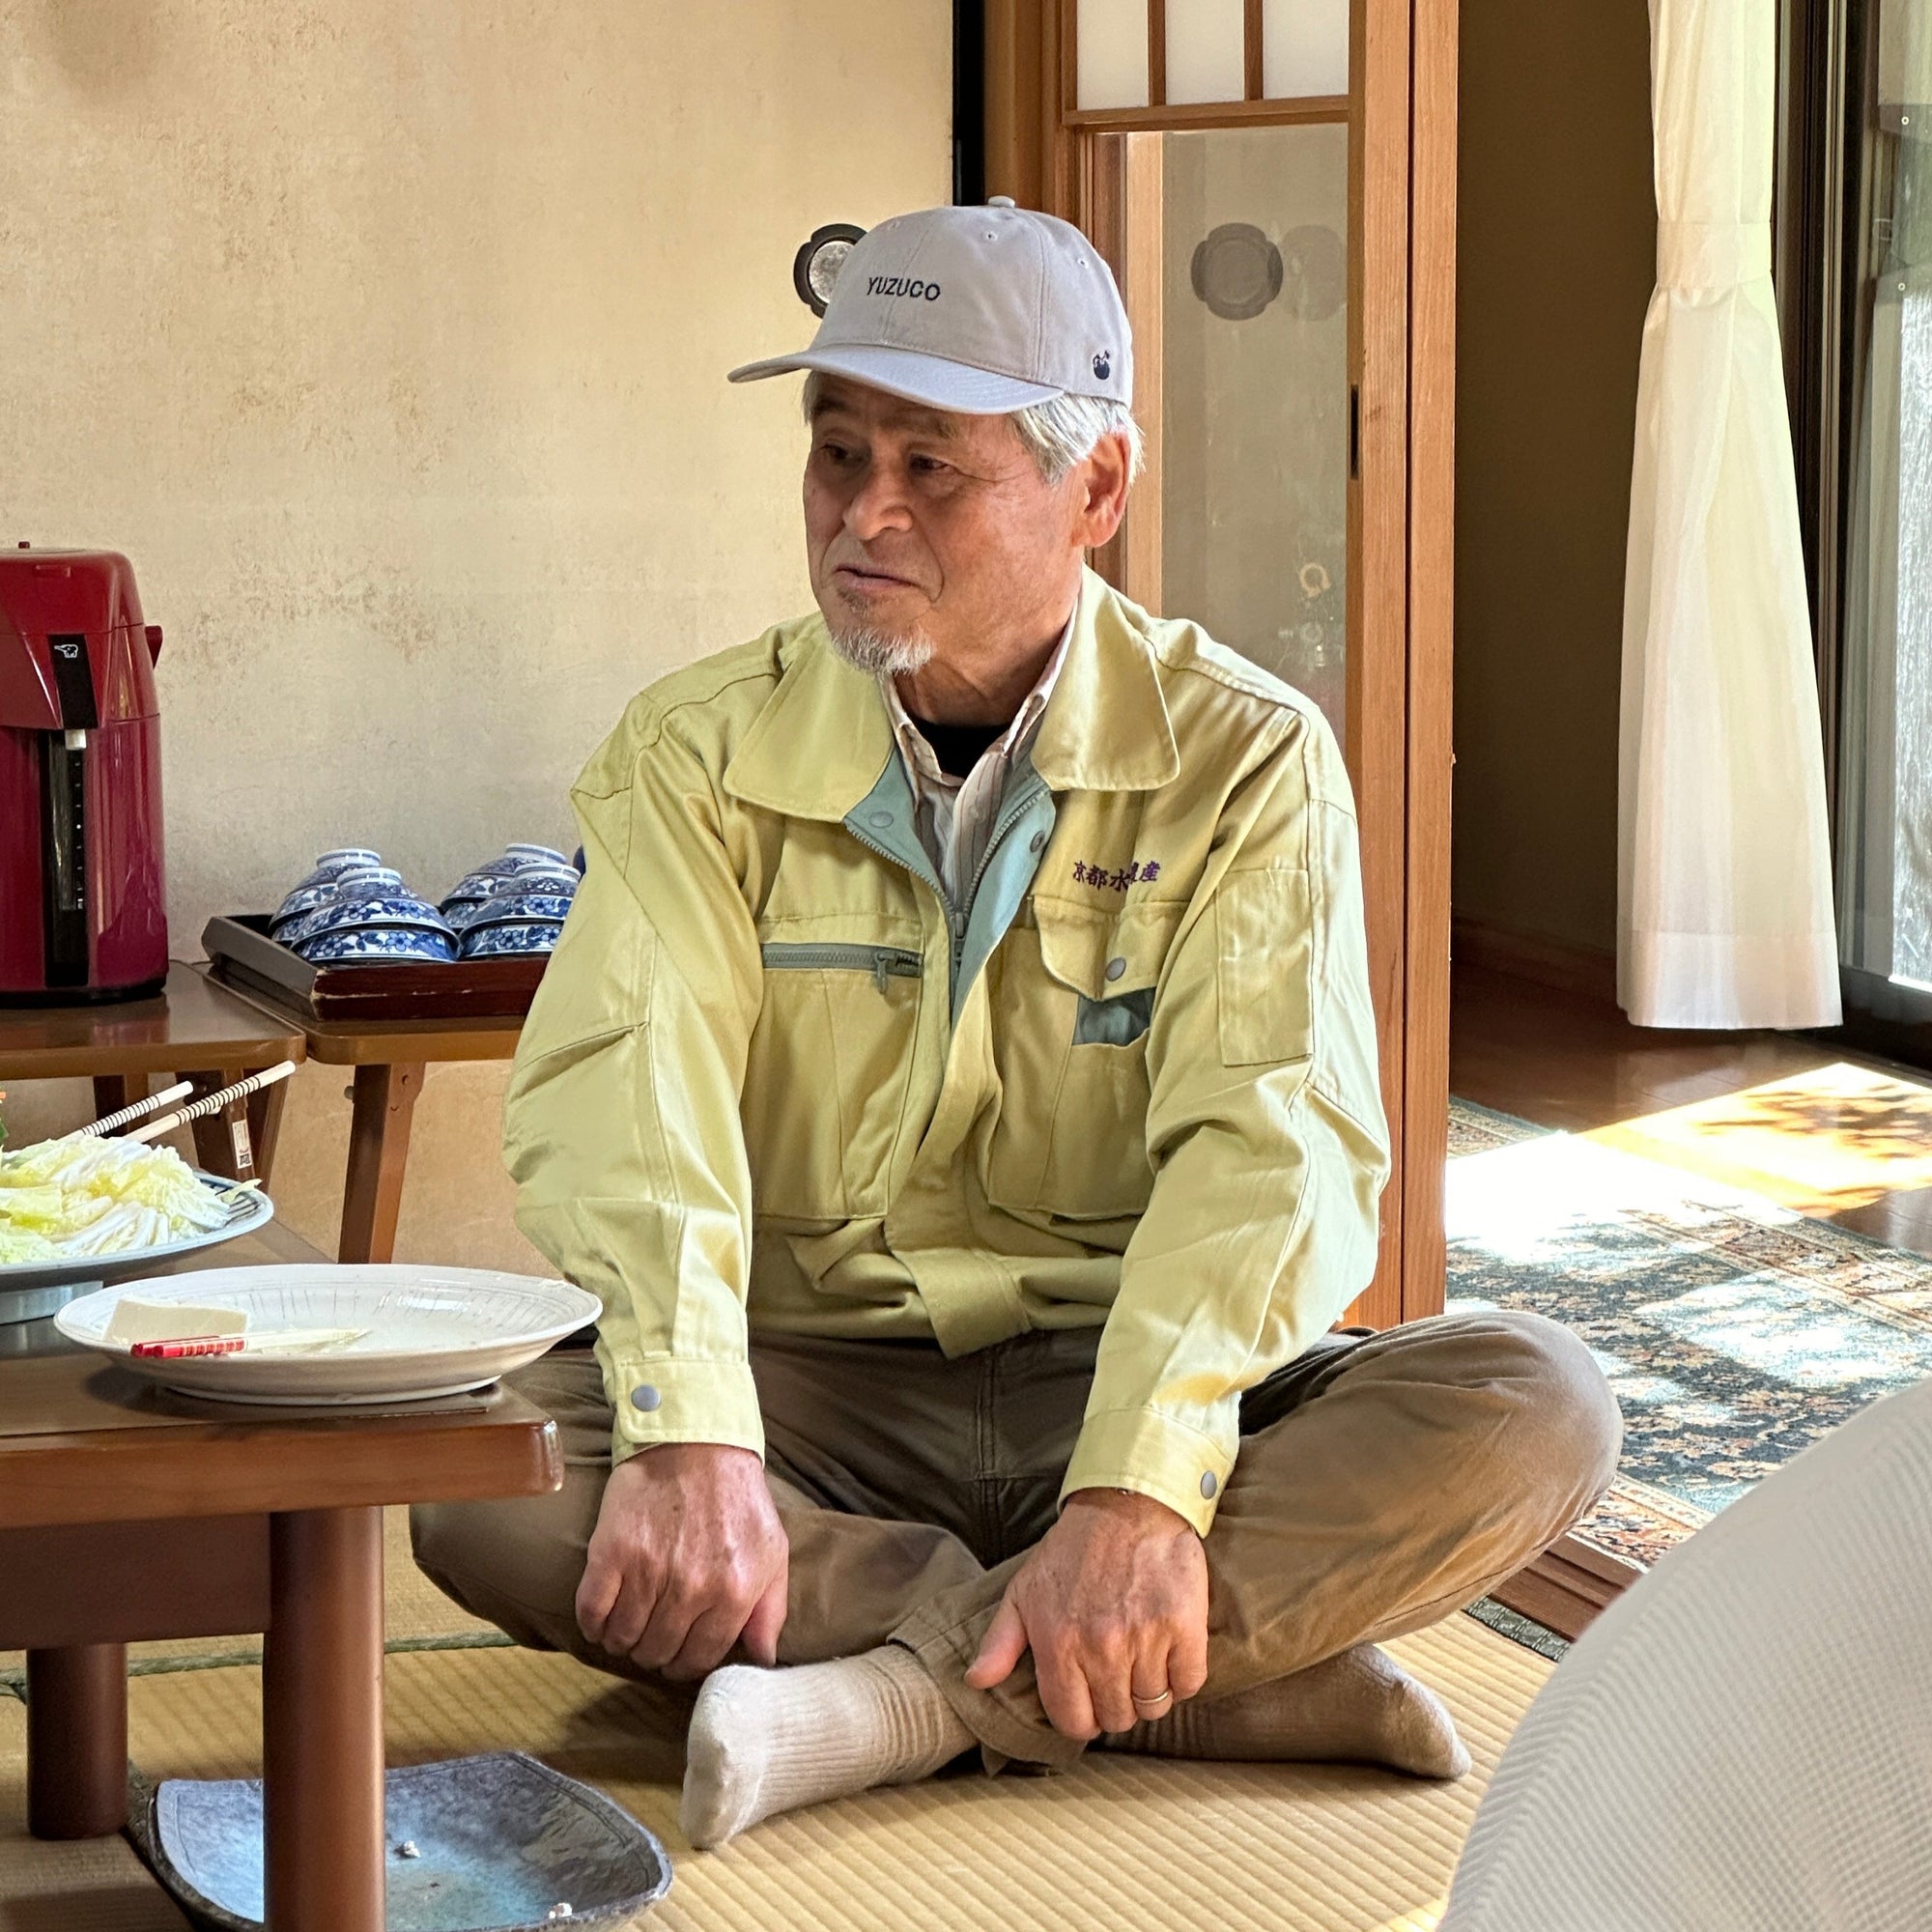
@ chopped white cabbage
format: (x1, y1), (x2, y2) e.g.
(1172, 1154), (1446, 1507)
(0, 1133), (232, 1264)
(0, 1226), (57, 1264)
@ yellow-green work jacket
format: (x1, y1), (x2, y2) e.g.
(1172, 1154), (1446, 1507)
(504, 569), (1389, 1535)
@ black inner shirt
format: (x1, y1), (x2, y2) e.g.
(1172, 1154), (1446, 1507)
(909, 714), (1006, 781)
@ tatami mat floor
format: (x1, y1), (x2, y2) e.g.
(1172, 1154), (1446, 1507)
(1, 1697), (189, 1932)
(118, 1615), (1545, 1932)
(4, 1514), (1553, 1932)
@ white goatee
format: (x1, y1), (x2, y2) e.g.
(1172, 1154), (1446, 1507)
(826, 624), (935, 677)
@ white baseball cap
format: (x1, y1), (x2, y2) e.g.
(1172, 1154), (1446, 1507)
(729, 200), (1134, 415)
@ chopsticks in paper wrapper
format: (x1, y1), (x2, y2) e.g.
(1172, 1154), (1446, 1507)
(131, 1326), (368, 1358)
(79, 1081), (194, 1137)
(124, 1061), (299, 1149)
(108, 1296), (366, 1355)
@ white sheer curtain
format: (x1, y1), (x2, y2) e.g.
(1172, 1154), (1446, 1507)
(1617, 0), (1841, 1029)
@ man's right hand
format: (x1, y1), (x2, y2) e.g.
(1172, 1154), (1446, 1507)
(575, 1442), (789, 1681)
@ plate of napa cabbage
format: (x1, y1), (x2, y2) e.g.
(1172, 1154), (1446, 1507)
(0, 1128), (272, 1308)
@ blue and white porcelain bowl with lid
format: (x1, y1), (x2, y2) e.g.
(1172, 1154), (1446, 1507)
(459, 921), (564, 960)
(452, 889), (573, 955)
(456, 891), (575, 930)
(288, 848), (384, 892)
(272, 867), (405, 932)
(298, 923), (456, 962)
(279, 881), (453, 950)
(442, 865), (579, 910)
(298, 925), (458, 964)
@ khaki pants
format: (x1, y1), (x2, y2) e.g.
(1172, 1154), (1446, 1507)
(412, 1310), (1620, 1769)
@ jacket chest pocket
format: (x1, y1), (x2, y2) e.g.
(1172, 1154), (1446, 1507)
(742, 940), (923, 1222)
(988, 902), (1175, 1221)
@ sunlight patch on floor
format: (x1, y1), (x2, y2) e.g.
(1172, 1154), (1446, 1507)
(1446, 1131), (1798, 1266)
(1583, 1061), (1932, 1211)
(1634, 1275), (1932, 1391)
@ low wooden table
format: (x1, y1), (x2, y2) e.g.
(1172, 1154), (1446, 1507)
(0, 964), (308, 1185)
(207, 978), (525, 1264)
(0, 1234), (562, 1932)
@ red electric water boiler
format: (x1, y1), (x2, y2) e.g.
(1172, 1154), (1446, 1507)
(0, 546), (168, 1003)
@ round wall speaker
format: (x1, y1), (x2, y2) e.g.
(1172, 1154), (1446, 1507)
(1190, 222), (1284, 321)
(794, 223), (867, 316)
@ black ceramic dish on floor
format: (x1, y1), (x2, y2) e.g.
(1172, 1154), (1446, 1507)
(135, 1750), (672, 1931)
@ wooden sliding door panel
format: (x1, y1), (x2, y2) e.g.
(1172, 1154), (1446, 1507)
(1344, 0), (1408, 1327)
(1402, 0), (1457, 1321)
(982, 0), (1449, 1330)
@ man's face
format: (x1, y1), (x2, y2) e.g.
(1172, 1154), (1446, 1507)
(803, 377), (1092, 674)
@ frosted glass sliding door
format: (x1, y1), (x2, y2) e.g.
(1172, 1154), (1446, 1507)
(1157, 124), (1350, 734)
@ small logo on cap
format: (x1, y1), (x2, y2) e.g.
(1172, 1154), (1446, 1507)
(1093, 352), (1112, 380)
(867, 275), (943, 302)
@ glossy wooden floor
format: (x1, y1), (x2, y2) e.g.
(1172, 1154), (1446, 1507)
(1450, 962), (1932, 1262)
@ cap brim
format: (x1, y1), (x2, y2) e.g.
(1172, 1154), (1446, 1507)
(727, 343), (1063, 414)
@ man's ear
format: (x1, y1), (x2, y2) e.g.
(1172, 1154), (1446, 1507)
(1071, 431), (1133, 552)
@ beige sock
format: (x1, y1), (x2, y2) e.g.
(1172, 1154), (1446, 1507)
(1101, 1642), (1471, 1779)
(681, 1643), (975, 1847)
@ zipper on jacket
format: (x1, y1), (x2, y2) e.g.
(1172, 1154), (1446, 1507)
(839, 815), (966, 985)
(960, 775), (1050, 937)
(759, 941), (923, 993)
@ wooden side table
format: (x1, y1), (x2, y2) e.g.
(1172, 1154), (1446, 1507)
(0, 1281), (562, 1932)
(206, 978), (525, 1265)
(0, 964), (308, 1185)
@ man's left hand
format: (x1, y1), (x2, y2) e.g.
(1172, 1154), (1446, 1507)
(963, 1488), (1209, 1739)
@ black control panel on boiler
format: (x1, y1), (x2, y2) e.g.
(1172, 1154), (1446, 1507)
(46, 633), (99, 731)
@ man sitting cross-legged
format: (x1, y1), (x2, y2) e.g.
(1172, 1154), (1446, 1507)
(413, 200), (1621, 1848)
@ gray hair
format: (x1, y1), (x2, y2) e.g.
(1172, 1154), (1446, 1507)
(1011, 391), (1146, 485)
(803, 373), (1144, 487)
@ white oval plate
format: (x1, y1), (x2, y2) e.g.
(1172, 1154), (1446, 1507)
(0, 1173), (274, 1294)
(55, 1264), (600, 1406)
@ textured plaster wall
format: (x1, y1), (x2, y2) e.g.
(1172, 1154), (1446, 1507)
(0, 0), (951, 1264)
(1453, 0), (1656, 956)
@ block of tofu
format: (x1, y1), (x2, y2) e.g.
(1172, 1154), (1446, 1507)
(104, 1296), (249, 1345)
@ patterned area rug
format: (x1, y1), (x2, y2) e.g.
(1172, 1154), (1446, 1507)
(1447, 1097), (1932, 1570)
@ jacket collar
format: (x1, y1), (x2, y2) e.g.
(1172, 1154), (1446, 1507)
(722, 567), (1179, 821)
(1030, 568), (1179, 793)
(722, 616), (895, 822)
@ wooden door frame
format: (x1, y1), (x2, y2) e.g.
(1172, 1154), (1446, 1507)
(1406, 0), (1455, 1328)
(981, 0), (1455, 1329)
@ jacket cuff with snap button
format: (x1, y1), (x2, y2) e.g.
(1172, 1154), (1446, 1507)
(1058, 1402), (1237, 1538)
(602, 1353), (767, 1467)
